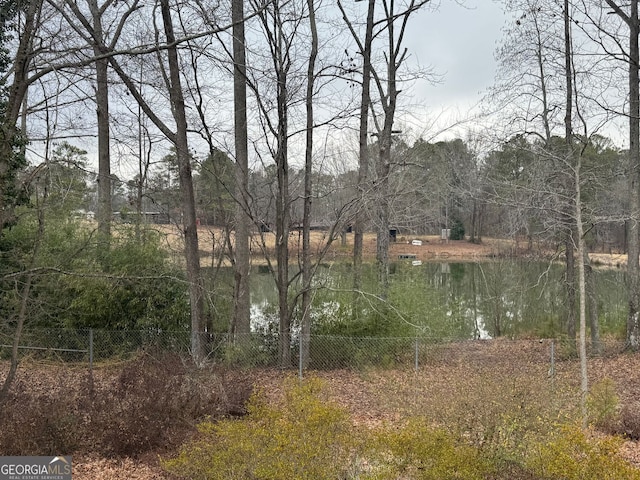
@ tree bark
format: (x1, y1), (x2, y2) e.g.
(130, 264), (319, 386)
(376, 138), (391, 298)
(270, 2), (291, 367)
(352, 0), (375, 301)
(563, 0), (576, 348)
(0, 0), (42, 235)
(300, 0), (318, 370)
(564, 0), (587, 427)
(88, 0), (112, 265)
(232, 0), (251, 338)
(160, 0), (206, 363)
(372, 0), (404, 300)
(275, 89), (290, 368)
(627, 1), (640, 350)
(605, 0), (640, 349)
(583, 250), (601, 354)
(575, 159), (589, 429)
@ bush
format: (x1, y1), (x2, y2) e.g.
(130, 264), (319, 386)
(525, 425), (640, 480)
(616, 402), (640, 440)
(163, 377), (361, 480)
(370, 419), (493, 480)
(89, 352), (251, 456)
(0, 353), (253, 458)
(164, 379), (495, 480)
(587, 378), (620, 432)
(0, 391), (81, 455)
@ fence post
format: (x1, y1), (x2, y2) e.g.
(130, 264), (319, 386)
(414, 337), (419, 372)
(88, 328), (94, 392)
(549, 339), (555, 388)
(299, 335), (304, 381)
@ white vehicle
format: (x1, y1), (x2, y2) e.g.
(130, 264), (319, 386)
(411, 239), (423, 246)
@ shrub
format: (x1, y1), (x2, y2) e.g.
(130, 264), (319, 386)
(587, 378), (620, 432)
(369, 419), (494, 480)
(89, 352), (251, 456)
(617, 402), (640, 440)
(525, 425), (640, 480)
(0, 352), (253, 458)
(164, 379), (498, 480)
(0, 391), (81, 455)
(163, 377), (361, 480)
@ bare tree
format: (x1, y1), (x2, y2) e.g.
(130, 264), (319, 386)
(346, 0), (375, 298)
(0, 0), (44, 235)
(299, 0), (319, 369)
(562, 0), (588, 426)
(56, 0), (142, 264)
(244, 0), (300, 366)
(339, 0), (431, 298)
(603, 0), (640, 349)
(231, 0), (251, 338)
(158, 0), (206, 362)
(487, 0), (615, 346)
(75, 0), (211, 362)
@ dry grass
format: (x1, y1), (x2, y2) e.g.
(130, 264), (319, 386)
(154, 224), (522, 266)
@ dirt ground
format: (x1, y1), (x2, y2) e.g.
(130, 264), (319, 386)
(157, 225), (522, 264)
(156, 224), (627, 268)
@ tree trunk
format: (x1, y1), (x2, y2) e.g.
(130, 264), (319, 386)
(565, 229), (577, 344)
(563, 0), (576, 349)
(276, 150), (290, 367)
(0, 0), (42, 397)
(0, 0), (42, 236)
(232, 0), (251, 338)
(584, 250), (601, 354)
(352, 0), (375, 301)
(160, 0), (206, 364)
(95, 56), (112, 258)
(376, 140), (391, 298)
(627, 1), (640, 350)
(575, 162), (589, 428)
(373, 0), (402, 300)
(89, 0), (112, 265)
(564, 0), (587, 427)
(470, 198), (477, 244)
(300, 0), (318, 370)
(274, 28), (291, 367)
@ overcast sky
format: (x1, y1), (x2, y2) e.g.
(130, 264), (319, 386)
(401, 0), (508, 138)
(74, 0), (513, 178)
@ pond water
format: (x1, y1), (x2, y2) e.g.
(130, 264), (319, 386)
(247, 260), (628, 340)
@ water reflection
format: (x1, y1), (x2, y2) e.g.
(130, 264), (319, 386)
(248, 260), (627, 340)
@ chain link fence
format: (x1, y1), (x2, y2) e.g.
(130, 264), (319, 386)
(0, 327), (627, 374)
(2, 327), (632, 441)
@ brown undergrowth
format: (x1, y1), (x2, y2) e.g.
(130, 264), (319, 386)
(0, 351), (252, 459)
